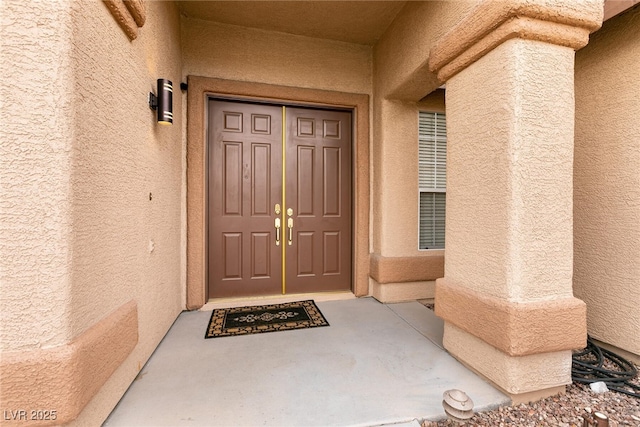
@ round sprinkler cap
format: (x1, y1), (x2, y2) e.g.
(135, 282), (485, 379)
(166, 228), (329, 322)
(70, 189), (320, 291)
(443, 389), (474, 411)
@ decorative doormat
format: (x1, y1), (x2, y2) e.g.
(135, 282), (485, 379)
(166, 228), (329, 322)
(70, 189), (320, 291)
(205, 300), (329, 339)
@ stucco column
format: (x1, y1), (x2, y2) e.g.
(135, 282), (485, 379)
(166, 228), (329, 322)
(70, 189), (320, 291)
(428, 1), (603, 401)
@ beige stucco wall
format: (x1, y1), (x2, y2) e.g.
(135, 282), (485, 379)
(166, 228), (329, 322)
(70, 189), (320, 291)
(68, 0), (183, 339)
(370, 1), (475, 262)
(1, 0), (76, 352)
(367, 91), (447, 300)
(370, 91), (446, 259)
(181, 18), (372, 95)
(69, 1), (184, 424)
(373, 1), (480, 101)
(366, 2), (477, 301)
(574, 5), (640, 356)
(1, 1), (184, 425)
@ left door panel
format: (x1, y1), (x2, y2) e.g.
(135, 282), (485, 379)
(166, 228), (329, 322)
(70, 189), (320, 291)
(208, 100), (283, 298)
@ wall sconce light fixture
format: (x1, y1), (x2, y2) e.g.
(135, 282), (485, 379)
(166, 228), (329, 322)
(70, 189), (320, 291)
(148, 79), (173, 125)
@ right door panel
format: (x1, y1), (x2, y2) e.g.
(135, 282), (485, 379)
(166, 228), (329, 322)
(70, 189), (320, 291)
(285, 107), (352, 293)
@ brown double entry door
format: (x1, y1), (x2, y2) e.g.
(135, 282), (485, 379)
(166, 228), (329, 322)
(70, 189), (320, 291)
(208, 99), (352, 298)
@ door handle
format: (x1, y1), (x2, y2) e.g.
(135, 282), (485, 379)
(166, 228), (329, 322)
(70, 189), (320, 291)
(287, 217), (293, 246)
(275, 218), (281, 246)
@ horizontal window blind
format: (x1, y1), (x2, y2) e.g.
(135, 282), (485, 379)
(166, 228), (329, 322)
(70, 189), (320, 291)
(419, 112), (446, 192)
(419, 192), (446, 250)
(419, 111), (446, 250)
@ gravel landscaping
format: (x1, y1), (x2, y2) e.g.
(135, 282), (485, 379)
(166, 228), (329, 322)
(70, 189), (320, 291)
(422, 379), (640, 426)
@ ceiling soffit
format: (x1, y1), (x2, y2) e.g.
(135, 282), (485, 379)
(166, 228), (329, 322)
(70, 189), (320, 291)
(176, 1), (408, 45)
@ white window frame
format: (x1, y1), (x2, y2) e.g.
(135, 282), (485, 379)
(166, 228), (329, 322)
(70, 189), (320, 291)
(418, 111), (446, 250)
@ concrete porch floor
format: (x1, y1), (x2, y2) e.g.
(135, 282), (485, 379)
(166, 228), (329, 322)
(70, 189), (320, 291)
(104, 298), (509, 426)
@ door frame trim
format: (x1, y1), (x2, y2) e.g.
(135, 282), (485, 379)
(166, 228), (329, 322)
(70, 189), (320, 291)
(186, 76), (370, 309)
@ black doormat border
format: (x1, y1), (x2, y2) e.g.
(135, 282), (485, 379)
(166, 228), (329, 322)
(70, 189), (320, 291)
(205, 300), (329, 338)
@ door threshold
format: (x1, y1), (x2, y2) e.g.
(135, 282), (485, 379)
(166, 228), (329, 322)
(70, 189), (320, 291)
(200, 291), (356, 311)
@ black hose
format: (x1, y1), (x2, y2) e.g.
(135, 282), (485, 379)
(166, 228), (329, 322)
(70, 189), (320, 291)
(572, 336), (640, 399)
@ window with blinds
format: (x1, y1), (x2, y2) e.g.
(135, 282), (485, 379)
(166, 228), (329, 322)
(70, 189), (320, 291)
(419, 111), (446, 250)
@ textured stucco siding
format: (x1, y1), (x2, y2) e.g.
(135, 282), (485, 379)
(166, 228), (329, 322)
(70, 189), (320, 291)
(68, 1), (184, 424)
(1, 0), (184, 425)
(574, 5), (640, 356)
(372, 91), (445, 259)
(373, 1), (480, 100)
(427, 0), (603, 397)
(68, 0), (183, 340)
(371, 1), (476, 260)
(445, 38), (576, 302)
(1, 0), (75, 352)
(181, 18), (372, 95)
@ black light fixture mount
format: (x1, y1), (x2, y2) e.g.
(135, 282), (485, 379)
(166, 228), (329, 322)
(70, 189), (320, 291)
(148, 79), (173, 125)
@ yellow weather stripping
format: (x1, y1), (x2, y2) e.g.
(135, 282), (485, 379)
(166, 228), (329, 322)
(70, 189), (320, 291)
(281, 106), (286, 294)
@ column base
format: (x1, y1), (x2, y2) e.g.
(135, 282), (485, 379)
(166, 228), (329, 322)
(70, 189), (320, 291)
(0, 301), (138, 426)
(508, 385), (567, 405)
(435, 278), (586, 356)
(443, 322), (572, 397)
(369, 278), (435, 303)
